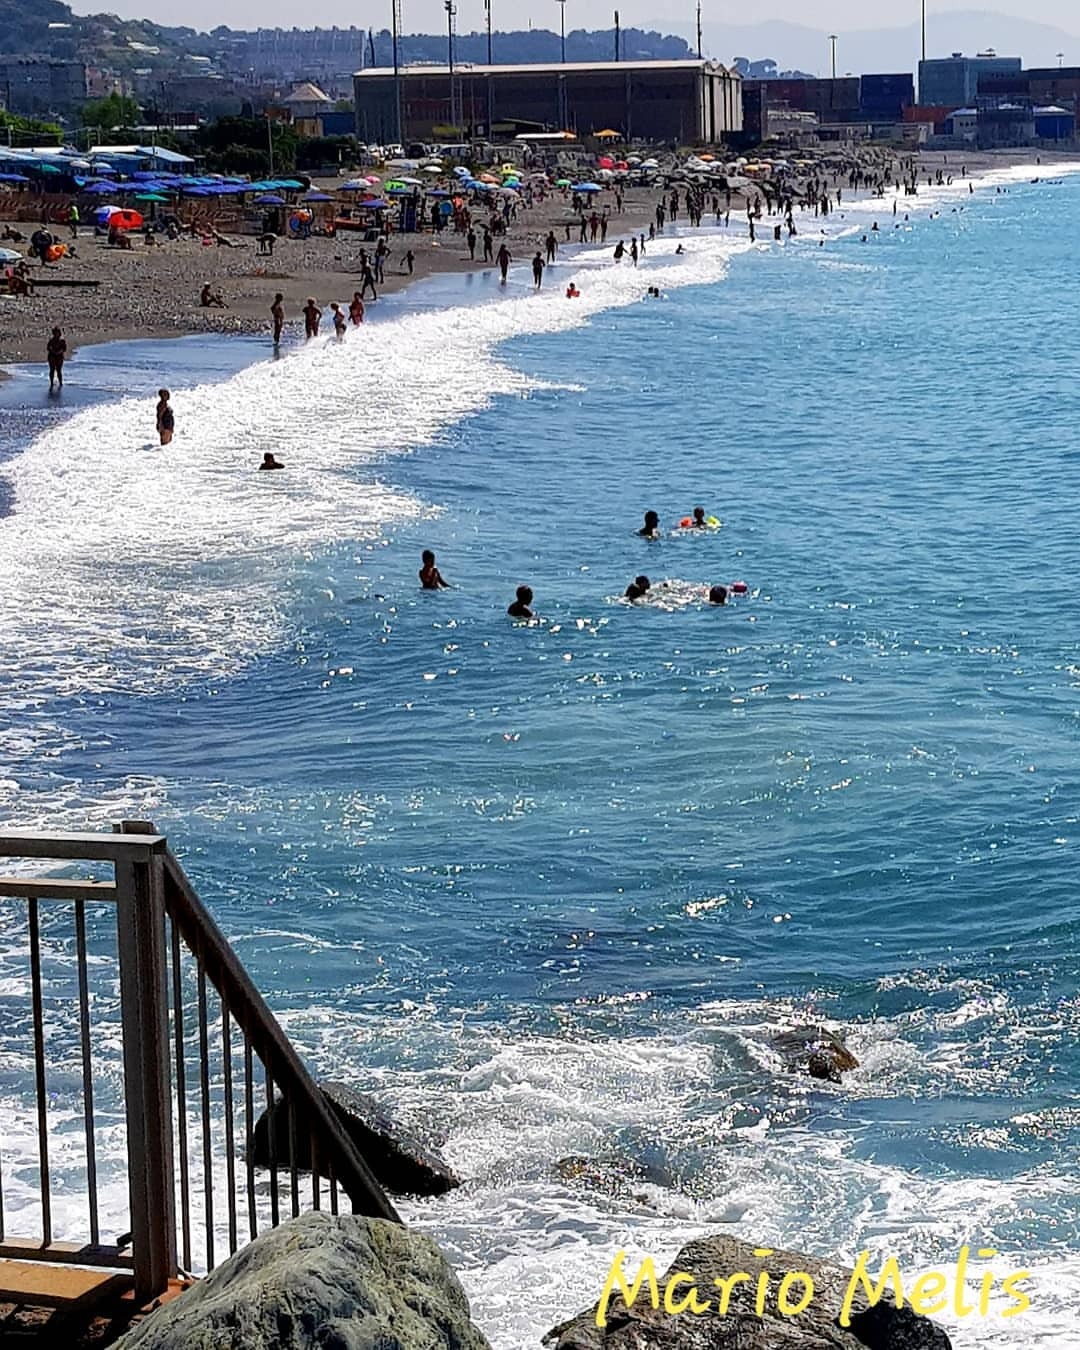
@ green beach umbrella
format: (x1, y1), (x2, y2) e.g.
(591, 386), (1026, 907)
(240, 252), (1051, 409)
(134, 192), (168, 202)
(384, 179), (407, 189)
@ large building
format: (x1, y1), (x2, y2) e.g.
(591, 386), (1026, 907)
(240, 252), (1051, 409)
(918, 52), (1021, 106)
(354, 59), (742, 145)
(859, 73), (914, 120)
(0, 57), (88, 115)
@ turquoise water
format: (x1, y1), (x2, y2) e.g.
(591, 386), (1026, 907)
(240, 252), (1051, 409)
(2, 166), (1079, 1344)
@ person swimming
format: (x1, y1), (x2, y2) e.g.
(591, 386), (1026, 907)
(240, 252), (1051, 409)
(508, 584), (534, 618)
(258, 452), (284, 470)
(419, 549), (450, 590)
(709, 584), (728, 605)
(625, 575), (651, 602)
(690, 506), (706, 528)
(638, 510), (660, 539)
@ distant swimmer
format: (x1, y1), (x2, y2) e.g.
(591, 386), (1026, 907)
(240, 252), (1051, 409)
(638, 509), (661, 539)
(156, 388), (174, 446)
(497, 243), (511, 284)
(419, 549), (450, 590)
(688, 506), (707, 529)
(259, 452), (284, 470)
(508, 584), (534, 619)
(708, 585), (728, 605)
(625, 575), (651, 601)
(271, 292), (285, 345)
(647, 286), (661, 297)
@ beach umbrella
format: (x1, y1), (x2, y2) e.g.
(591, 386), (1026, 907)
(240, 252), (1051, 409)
(38, 163), (62, 175)
(0, 172), (30, 182)
(555, 178), (571, 187)
(384, 179), (406, 189)
(276, 179), (303, 189)
(303, 191), (333, 202)
(134, 192), (168, 202)
(82, 181), (117, 195)
(386, 187), (411, 197)
(595, 128), (620, 138)
(254, 194), (286, 205)
(422, 164), (443, 174)
(400, 176), (423, 185)
(598, 156), (615, 169)
(571, 182), (602, 193)
(426, 188), (450, 197)
(93, 163), (118, 174)
(0, 246), (22, 263)
(68, 158), (92, 170)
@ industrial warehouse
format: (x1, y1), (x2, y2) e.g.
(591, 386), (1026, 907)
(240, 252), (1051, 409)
(353, 58), (743, 146)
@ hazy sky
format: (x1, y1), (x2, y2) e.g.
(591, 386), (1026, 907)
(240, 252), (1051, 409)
(71, 0), (1080, 46)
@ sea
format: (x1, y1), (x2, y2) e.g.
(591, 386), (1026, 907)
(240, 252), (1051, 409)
(1, 162), (1079, 1347)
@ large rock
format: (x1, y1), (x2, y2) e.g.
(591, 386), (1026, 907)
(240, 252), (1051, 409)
(544, 1234), (951, 1350)
(771, 1025), (860, 1084)
(253, 1081), (459, 1197)
(114, 1212), (492, 1350)
(555, 1155), (677, 1205)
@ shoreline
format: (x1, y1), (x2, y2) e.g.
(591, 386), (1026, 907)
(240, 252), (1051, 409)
(2, 146), (1073, 372)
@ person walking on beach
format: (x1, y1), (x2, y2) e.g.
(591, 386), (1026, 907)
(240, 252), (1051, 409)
(374, 239), (389, 284)
(532, 252), (545, 289)
(156, 389), (174, 446)
(360, 261), (377, 301)
(271, 292), (285, 345)
(303, 297), (322, 339)
(419, 549), (450, 590)
(404, 249), (415, 274)
(497, 243), (511, 284)
(483, 227), (494, 262)
(46, 326), (66, 391)
(630, 239), (638, 266)
(349, 292), (365, 325)
(68, 203), (79, 239)
(467, 227), (477, 259)
(545, 231), (558, 263)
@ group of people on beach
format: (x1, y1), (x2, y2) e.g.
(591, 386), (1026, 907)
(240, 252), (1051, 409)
(417, 503), (744, 620)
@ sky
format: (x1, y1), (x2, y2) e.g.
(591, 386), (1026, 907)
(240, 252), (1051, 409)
(69, 0), (1080, 53)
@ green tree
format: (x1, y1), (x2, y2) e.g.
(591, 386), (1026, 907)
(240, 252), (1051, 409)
(81, 91), (140, 129)
(0, 109), (63, 146)
(194, 116), (298, 175)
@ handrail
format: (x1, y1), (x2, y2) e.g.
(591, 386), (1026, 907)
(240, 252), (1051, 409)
(0, 821), (400, 1308)
(156, 840), (399, 1226)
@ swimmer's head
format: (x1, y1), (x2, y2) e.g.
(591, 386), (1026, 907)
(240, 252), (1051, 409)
(422, 549), (435, 565)
(709, 585), (728, 605)
(158, 388), (170, 400)
(274, 292), (283, 302)
(635, 575), (651, 592)
(516, 585), (533, 604)
(644, 510), (659, 529)
(693, 506), (705, 523)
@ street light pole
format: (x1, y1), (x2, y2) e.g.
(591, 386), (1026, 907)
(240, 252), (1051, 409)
(445, 0), (457, 129)
(828, 34), (837, 80)
(556, 0), (566, 64)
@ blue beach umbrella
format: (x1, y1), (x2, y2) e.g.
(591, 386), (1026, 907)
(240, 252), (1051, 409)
(303, 191), (333, 202)
(572, 182), (602, 193)
(82, 181), (118, 195)
(254, 194), (286, 205)
(0, 172), (30, 182)
(426, 188), (450, 198)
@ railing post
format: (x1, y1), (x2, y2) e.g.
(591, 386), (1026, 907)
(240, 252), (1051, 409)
(114, 822), (177, 1300)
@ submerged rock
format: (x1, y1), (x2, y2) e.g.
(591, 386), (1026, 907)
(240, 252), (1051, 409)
(771, 1025), (860, 1083)
(114, 1212), (492, 1350)
(555, 1155), (677, 1204)
(252, 1081), (459, 1197)
(545, 1233), (951, 1349)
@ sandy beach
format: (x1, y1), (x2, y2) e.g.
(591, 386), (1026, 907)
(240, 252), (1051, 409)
(0, 147), (1067, 369)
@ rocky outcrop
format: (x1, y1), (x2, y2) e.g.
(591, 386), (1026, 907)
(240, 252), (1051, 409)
(253, 1081), (459, 1197)
(113, 1212), (492, 1350)
(771, 1025), (860, 1083)
(545, 1234), (951, 1350)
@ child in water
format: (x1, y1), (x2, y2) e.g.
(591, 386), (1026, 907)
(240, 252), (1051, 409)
(419, 550), (450, 590)
(508, 585), (534, 618)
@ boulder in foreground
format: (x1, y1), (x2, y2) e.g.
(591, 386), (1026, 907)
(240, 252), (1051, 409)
(544, 1233), (951, 1350)
(114, 1211), (492, 1350)
(253, 1080), (459, 1196)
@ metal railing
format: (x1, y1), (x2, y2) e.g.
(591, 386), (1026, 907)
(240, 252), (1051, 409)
(0, 822), (398, 1302)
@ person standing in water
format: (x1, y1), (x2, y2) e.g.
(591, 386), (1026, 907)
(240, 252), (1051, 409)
(330, 302), (347, 338)
(497, 243), (511, 284)
(508, 585), (534, 618)
(271, 292), (285, 346)
(46, 326), (66, 390)
(349, 292), (365, 325)
(259, 452), (284, 470)
(303, 297), (321, 339)
(419, 549), (450, 590)
(532, 252), (545, 289)
(638, 510), (660, 539)
(156, 389), (174, 446)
